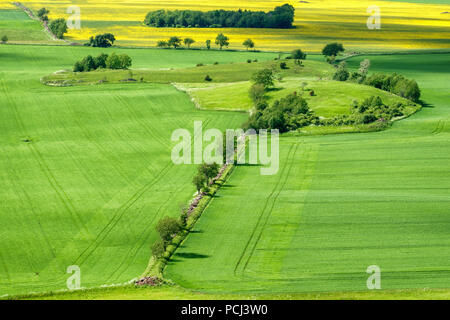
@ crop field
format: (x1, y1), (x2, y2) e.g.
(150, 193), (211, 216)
(0, 0), (449, 301)
(0, 8), (54, 44)
(0, 44), (279, 297)
(2, 0), (449, 52)
(165, 53), (450, 293)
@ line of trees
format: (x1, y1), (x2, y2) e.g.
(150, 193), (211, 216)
(151, 162), (220, 260)
(192, 163), (220, 195)
(73, 53), (132, 72)
(144, 4), (295, 29)
(85, 33), (116, 47)
(157, 34), (255, 51)
(36, 8), (67, 39)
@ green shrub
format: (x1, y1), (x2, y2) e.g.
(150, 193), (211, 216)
(156, 217), (181, 244)
(151, 240), (165, 259)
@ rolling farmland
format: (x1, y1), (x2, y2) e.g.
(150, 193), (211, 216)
(2, 0), (449, 52)
(0, 0), (449, 300)
(165, 53), (450, 293)
(0, 44), (276, 297)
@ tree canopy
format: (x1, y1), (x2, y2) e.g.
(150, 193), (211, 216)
(49, 18), (67, 39)
(322, 43), (345, 57)
(215, 33), (229, 50)
(144, 4), (295, 29)
(86, 33), (116, 48)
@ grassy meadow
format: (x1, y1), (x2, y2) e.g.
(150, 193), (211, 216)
(1, 0), (449, 52)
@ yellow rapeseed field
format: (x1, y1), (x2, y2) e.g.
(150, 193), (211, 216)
(2, 0), (449, 52)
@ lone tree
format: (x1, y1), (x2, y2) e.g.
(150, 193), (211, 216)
(193, 172), (207, 194)
(243, 38), (255, 51)
(156, 216), (181, 244)
(205, 39), (211, 50)
(157, 40), (168, 48)
(251, 68), (275, 89)
(291, 49), (307, 65)
(87, 33), (116, 47)
(49, 18), (68, 39)
(183, 37), (195, 48)
(198, 163), (220, 185)
(168, 36), (182, 48)
(1, 35), (7, 44)
(215, 33), (229, 50)
(37, 8), (49, 21)
(105, 53), (132, 69)
(322, 43), (344, 58)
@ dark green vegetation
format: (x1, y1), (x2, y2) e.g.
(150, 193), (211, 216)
(165, 53), (450, 294)
(0, 44), (277, 297)
(322, 42), (345, 58)
(73, 52), (132, 72)
(144, 4), (295, 29)
(85, 33), (116, 48)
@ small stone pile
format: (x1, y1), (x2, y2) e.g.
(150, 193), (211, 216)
(135, 276), (163, 286)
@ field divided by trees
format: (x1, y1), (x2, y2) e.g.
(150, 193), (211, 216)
(0, 45), (276, 296)
(165, 53), (450, 293)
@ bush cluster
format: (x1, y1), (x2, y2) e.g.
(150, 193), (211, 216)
(364, 73), (421, 102)
(323, 96), (409, 126)
(85, 33), (116, 48)
(73, 53), (132, 72)
(144, 4), (294, 29)
(244, 93), (319, 133)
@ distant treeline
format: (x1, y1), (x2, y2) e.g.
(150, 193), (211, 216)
(144, 4), (295, 29)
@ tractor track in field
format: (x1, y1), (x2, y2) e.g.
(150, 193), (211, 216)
(242, 142), (300, 273)
(72, 160), (174, 267)
(0, 79), (87, 234)
(432, 119), (446, 135)
(113, 94), (172, 151)
(108, 119), (211, 280)
(105, 181), (188, 282)
(3, 150), (57, 260)
(233, 142), (299, 277)
(64, 95), (134, 184)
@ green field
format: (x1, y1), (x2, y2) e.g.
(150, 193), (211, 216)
(16, 285), (450, 300)
(0, 9), (55, 44)
(0, 44), (277, 297)
(164, 53), (450, 294)
(1, 1), (450, 300)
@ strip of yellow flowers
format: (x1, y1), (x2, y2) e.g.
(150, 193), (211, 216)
(2, 0), (449, 52)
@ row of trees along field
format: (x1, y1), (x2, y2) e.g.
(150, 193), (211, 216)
(144, 4), (295, 29)
(73, 52), (132, 72)
(36, 8), (67, 39)
(157, 34), (255, 51)
(151, 163), (220, 260)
